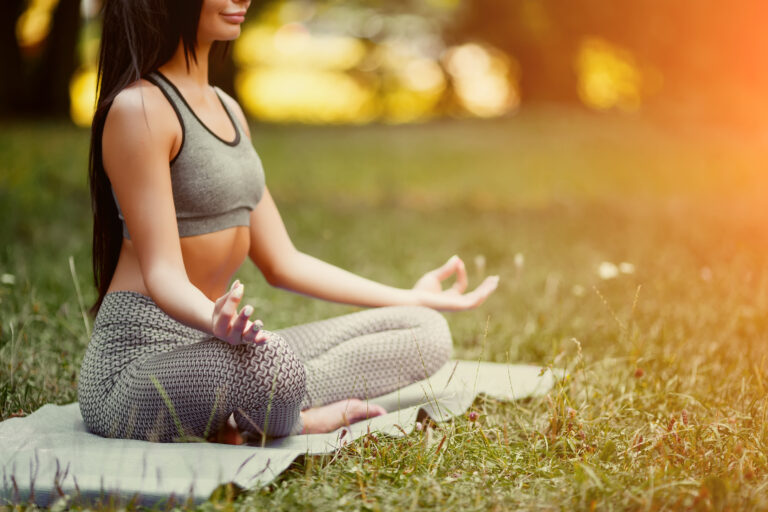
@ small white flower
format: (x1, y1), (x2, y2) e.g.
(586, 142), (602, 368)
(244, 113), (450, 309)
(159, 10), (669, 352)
(474, 255), (486, 274)
(514, 253), (524, 269)
(597, 262), (619, 280)
(0, 274), (15, 285)
(572, 284), (585, 297)
(619, 262), (635, 275)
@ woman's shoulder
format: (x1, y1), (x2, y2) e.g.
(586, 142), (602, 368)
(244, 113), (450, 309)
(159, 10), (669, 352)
(104, 78), (180, 152)
(102, 78), (180, 170)
(107, 78), (175, 128)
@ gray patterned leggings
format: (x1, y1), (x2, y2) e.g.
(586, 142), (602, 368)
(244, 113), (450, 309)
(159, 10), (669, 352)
(77, 291), (452, 442)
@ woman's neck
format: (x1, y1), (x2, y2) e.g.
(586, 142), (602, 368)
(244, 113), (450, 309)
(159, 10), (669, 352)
(158, 39), (212, 89)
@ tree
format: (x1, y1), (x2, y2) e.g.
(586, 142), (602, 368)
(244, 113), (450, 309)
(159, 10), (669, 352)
(0, 0), (27, 116)
(449, 0), (580, 104)
(0, 0), (82, 118)
(451, 0), (768, 127)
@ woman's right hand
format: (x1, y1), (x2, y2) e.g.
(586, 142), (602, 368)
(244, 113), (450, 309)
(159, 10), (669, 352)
(212, 280), (268, 345)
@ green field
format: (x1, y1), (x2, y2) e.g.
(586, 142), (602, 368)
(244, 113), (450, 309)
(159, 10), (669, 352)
(2, 108), (768, 510)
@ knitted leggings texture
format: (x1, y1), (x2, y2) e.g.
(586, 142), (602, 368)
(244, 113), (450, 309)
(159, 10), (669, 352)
(77, 291), (452, 442)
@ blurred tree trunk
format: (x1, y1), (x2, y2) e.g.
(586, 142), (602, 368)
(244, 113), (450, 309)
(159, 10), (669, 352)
(0, 0), (82, 119)
(30, 0), (83, 116)
(0, 0), (26, 116)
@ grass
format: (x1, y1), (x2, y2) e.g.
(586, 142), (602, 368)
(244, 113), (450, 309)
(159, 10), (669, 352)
(2, 106), (768, 509)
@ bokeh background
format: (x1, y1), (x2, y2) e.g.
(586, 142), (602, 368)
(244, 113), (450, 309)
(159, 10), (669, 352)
(4, 0), (768, 509)
(5, 0), (768, 129)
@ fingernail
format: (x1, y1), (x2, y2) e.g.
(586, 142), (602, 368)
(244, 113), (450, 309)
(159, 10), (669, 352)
(243, 305), (253, 316)
(233, 285), (243, 298)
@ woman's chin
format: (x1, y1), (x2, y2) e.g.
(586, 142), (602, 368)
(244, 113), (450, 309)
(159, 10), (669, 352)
(218, 28), (241, 41)
(201, 27), (242, 43)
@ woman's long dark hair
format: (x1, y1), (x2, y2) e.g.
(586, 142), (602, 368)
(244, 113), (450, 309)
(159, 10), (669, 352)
(88, 0), (204, 314)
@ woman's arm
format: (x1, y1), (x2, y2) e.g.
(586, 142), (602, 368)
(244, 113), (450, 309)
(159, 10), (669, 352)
(247, 188), (416, 307)
(103, 83), (263, 344)
(248, 188), (499, 310)
(219, 93), (499, 311)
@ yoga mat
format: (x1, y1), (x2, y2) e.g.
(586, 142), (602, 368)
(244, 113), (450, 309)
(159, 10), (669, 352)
(0, 361), (560, 507)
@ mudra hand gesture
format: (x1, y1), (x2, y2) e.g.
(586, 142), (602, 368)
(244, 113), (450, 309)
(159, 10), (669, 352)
(412, 255), (499, 311)
(212, 280), (268, 345)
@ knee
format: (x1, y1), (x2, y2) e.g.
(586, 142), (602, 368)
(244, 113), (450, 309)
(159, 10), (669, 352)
(399, 305), (453, 376)
(239, 331), (307, 406)
(232, 332), (306, 437)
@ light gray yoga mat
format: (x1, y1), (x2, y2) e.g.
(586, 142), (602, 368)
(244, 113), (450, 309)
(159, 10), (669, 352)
(0, 361), (560, 507)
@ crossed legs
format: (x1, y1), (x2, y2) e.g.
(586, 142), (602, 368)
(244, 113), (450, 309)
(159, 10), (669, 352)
(221, 305), (453, 438)
(80, 295), (452, 442)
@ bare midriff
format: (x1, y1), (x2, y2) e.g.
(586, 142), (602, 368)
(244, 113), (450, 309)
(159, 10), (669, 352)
(106, 225), (251, 301)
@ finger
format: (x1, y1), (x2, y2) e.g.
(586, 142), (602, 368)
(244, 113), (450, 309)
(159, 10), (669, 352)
(220, 279), (240, 305)
(242, 319), (263, 343)
(227, 282), (244, 310)
(450, 257), (468, 294)
(214, 281), (238, 311)
(214, 283), (244, 334)
(466, 275), (500, 307)
(228, 304), (253, 339)
(214, 282), (237, 313)
(254, 330), (269, 344)
(475, 275), (500, 295)
(450, 276), (497, 311)
(434, 255), (460, 281)
(367, 404), (387, 418)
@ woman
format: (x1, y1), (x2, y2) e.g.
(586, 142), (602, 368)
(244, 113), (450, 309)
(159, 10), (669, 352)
(77, 0), (499, 443)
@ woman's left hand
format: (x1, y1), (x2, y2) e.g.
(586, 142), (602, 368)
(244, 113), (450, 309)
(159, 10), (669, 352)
(412, 255), (499, 311)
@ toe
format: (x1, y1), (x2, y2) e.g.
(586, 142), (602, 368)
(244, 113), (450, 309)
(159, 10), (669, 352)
(368, 404), (387, 417)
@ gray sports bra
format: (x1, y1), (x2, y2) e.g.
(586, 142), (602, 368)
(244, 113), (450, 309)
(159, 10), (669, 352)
(113, 70), (265, 239)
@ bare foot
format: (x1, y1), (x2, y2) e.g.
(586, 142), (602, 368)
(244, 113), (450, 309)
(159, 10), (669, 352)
(300, 399), (387, 434)
(209, 414), (244, 445)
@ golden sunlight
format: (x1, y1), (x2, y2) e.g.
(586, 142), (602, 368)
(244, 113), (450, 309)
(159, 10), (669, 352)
(233, 18), (377, 123)
(234, 23), (366, 71)
(69, 67), (97, 127)
(232, 1), (517, 123)
(236, 68), (376, 124)
(376, 42), (446, 123)
(16, 0), (60, 48)
(443, 43), (519, 117)
(576, 37), (643, 112)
